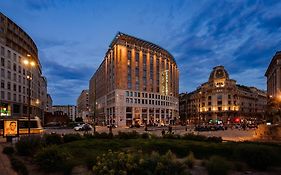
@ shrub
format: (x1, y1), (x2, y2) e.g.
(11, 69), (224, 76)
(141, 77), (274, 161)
(43, 133), (63, 145)
(182, 133), (207, 141)
(94, 132), (113, 139)
(10, 156), (28, 175)
(16, 135), (42, 156)
(185, 152), (195, 169)
(3, 146), (15, 156)
(116, 131), (140, 139)
(163, 133), (181, 139)
(235, 144), (275, 170)
(35, 145), (73, 173)
(63, 133), (82, 143)
(92, 149), (186, 175)
(206, 136), (223, 143)
(234, 161), (245, 172)
(207, 156), (230, 175)
(141, 132), (150, 139)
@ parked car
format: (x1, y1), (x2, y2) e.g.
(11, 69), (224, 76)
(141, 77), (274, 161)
(129, 123), (144, 128)
(74, 124), (93, 131)
(194, 125), (225, 132)
(107, 124), (117, 128)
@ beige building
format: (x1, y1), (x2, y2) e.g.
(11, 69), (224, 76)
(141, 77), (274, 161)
(265, 51), (281, 98)
(89, 32), (179, 127)
(180, 66), (267, 124)
(76, 89), (90, 122)
(52, 105), (77, 121)
(0, 12), (47, 120)
(45, 94), (53, 113)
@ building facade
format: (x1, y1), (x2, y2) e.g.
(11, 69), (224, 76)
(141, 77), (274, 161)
(76, 89), (90, 122)
(89, 32), (179, 127)
(0, 12), (47, 120)
(265, 51), (281, 98)
(45, 94), (53, 113)
(180, 66), (267, 124)
(52, 105), (77, 121)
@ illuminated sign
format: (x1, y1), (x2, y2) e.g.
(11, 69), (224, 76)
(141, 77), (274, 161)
(0, 104), (11, 116)
(3, 120), (18, 137)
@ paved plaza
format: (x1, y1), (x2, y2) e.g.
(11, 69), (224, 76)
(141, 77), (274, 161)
(44, 125), (256, 142)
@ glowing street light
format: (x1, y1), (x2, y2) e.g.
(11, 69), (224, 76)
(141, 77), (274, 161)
(22, 54), (36, 136)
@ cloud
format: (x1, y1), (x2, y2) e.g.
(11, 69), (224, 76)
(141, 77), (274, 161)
(2, 0), (281, 104)
(40, 57), (94, 104)
(24, 0), (58, 11)
(167, 0), (281, 93)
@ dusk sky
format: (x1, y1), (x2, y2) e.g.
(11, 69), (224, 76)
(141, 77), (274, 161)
(1, 0), (281, 105)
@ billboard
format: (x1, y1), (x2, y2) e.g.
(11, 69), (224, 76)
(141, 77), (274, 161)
(3, 120), (18, 137)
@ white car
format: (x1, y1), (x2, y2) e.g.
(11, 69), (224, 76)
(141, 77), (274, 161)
(74, 124), (93, 131)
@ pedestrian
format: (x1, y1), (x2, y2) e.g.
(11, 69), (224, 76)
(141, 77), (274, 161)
(168, 126), (172, 134)
(161, 129), (165, 136)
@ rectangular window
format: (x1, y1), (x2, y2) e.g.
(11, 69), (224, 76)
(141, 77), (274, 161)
(13, 73), (16, 81)
(1, 57), (4, 66)
(1, 68), (4, 77)
(13, 93), (16, 101)
(7, 82), (11, 90)
(1, 91), (4, 99)
(13, 63), (16, 71)
(0, 46), (4, 56)
(7, 50), (11, 58)
(7, 61), (11, 69)
(128, 82), (132, 89)
(1, 80), (4, 88)
(7, 71), (11, 79)
(7, 92), (11, 100)
(13, 53), (16, 61)
(127, 50), (131, 60)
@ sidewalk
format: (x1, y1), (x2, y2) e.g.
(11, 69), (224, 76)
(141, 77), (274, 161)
(0, 138), (17, 175)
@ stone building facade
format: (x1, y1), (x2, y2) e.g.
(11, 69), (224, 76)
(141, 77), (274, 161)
(89, 32), (179, 127)
(265, 51), (281, 98)
(52, 105), (77, 121)
(180, 66), (267, 124)
(0, 12), (47, 120)
(76, 89), (90, 122)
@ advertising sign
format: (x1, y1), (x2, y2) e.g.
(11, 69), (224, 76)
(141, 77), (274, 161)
(0, 103), (11, 116)
(3, 120), (18, 137)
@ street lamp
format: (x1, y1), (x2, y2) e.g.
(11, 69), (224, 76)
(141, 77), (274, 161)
(22, 55), (36, 136)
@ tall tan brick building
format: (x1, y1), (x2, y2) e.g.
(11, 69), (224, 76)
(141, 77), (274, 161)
(89, 32), (179, 127)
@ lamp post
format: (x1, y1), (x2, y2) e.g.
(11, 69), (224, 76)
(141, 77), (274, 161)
(23, 54), (36, 136)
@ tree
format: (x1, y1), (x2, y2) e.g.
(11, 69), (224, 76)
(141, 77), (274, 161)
(75, 117), (83, 123)
(266, 97), (281, 124)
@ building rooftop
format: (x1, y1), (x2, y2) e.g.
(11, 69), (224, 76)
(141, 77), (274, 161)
(109, 32), (177, 64)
